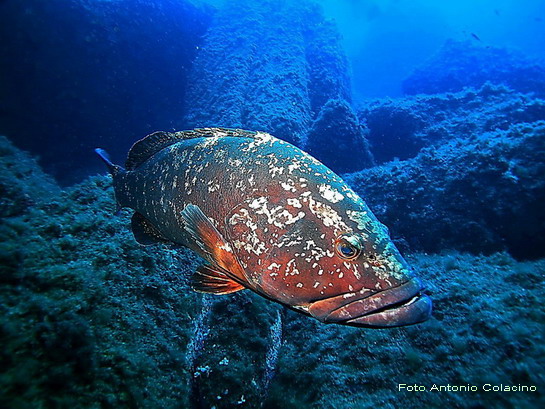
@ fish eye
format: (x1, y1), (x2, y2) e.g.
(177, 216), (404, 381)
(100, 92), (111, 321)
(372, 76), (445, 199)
(335, 233), (362, 260)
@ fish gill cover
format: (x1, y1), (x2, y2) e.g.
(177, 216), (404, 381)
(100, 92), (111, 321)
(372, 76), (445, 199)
(0, 0), (545, 409)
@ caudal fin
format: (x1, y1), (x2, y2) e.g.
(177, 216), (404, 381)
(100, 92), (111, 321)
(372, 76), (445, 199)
(95, 148), (124, 176)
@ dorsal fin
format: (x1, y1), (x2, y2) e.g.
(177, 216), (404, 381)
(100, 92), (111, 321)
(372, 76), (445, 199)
(190, 127), (258, 139)
(125, 131), (183, 170)
(125, 128), (260, 170)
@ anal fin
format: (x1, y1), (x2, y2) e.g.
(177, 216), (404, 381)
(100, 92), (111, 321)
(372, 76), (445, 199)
(192, 264), (246, 295)
(131, 212), (168, 245)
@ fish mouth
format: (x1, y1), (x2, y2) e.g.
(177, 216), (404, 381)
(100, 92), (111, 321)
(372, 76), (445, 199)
(307, 278), (432, 328)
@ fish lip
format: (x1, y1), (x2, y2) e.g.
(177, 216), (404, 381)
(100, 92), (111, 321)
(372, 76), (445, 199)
(344, 292), (432, 328)
(308, 278), (432, 327)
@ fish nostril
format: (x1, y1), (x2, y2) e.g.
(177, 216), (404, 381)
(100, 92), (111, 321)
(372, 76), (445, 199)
(366, 253), (382, 267)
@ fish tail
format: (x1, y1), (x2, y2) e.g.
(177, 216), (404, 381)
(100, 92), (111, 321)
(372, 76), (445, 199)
(94, 148), (124, 177)
(95, 148), (129, 212)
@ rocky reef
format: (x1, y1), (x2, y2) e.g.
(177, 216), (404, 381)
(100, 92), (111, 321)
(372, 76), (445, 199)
(359, 82), (545, 164)
(183, 0), (373, 172)
(353, 81), (545, 260)
(306, 99), (374, 173)
(345, 121), (545, 260)
(1, 137), (543, 409)
(0, 0), (212, 184)
(402, 39), (545, 97)
(0, 138), (198, 407)
(0, 135), (60, 218)
(0, 0), (374, 183)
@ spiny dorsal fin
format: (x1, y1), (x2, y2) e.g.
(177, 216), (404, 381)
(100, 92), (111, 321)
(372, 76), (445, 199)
(192, 264), (246, 295)
(131, 212), (169, 245)
(125, 128), (260, 170)
(180, 203), (249, 285)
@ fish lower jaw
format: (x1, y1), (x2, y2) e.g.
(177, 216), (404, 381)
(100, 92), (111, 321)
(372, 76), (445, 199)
(307, 278), (432, 328)
(344, 293), (432, 328)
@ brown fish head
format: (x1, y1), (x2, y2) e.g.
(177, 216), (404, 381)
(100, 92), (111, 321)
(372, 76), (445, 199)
(227, 188), (431, 328)
(316, 203), (432, 328)
(305, 219), (432, 328)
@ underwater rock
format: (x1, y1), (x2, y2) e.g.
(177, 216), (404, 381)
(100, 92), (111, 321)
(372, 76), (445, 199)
(1, 0), (372, 181)
(0, 135), (283, 409)
(403, 39), (545, 97)
(268, 251), (545, 409)
(344, 121), (545, 260)
(1, 136), (544, 409)
(0, 175), (196, 408)
(183, 0), (352, 150)
(0, 135), (60, 217)
(304, 18), (352, 114)
(306, 99), (374, 173)
(0, 135), (195, 406)
(0, 0), (212, 184)
(359, 82), (545, 164)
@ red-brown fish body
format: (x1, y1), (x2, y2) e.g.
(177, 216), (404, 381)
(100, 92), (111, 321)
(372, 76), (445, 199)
(98, 128), (431, 328)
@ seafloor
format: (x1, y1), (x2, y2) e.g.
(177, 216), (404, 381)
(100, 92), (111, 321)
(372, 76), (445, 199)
(0, 129), (544, 409)
(1, 0), (545, 408)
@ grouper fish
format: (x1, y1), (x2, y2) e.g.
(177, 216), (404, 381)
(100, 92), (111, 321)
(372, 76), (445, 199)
(96, 128), (432, 328)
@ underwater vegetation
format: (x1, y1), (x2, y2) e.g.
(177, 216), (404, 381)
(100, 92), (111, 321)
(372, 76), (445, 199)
(1, 0), (545, 408)
(0, 135), (544, 408)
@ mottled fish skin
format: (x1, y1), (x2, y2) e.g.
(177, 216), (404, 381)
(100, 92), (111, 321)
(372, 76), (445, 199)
(108, 128), (432, 328)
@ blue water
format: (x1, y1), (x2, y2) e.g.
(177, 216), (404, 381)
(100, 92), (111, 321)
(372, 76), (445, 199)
(0, 0), (544, 408)
(203, 0), (545, 98)
(1, 0), (544, 183)
(319, 0), (545, 98)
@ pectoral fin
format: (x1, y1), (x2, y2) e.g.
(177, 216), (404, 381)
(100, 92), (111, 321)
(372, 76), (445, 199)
(180, 204), (248, 285)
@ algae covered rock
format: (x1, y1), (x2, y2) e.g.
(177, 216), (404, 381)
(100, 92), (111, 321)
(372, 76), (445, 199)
(183, 0), (374, 174)
(306, 99), (374, 173)
(403, 39), (545, 97)
(0, 136), (287, 409)
(344, 121), (545, 259)
(359, 83), (545, 164)
(0, 138), (200, 407)
(183, 0), (353, 150)
(0, 135), (60, 217)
